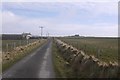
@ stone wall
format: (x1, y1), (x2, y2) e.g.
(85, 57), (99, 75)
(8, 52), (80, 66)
(54, 39), (119, 78)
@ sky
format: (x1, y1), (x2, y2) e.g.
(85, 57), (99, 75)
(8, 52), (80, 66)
(1, 0), (119, 37)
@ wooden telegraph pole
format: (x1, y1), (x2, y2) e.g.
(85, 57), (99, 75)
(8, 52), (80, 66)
(39, 26), (43, 39)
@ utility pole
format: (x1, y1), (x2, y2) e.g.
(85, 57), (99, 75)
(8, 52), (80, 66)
(48, 32), (49, 38)
(39, 26), (43, 39)
(46, 32), (49, 38)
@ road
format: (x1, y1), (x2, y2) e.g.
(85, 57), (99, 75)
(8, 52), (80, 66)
(2, 39), (55, 78)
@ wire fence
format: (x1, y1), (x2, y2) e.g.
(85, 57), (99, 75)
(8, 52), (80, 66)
(2, 39), (38, 53)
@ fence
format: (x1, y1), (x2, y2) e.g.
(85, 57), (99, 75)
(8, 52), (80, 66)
(2, 39), (38, 53)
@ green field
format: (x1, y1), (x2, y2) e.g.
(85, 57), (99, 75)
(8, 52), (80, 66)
(59, 37), (118, 63)
(2, 39), (38, 52)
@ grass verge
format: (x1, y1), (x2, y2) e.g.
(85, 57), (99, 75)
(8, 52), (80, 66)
(52, 42), (76, 78)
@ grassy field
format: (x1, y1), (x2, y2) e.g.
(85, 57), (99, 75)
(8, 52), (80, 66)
(59, 37), (118, 63)
(2, 39), (38, 52)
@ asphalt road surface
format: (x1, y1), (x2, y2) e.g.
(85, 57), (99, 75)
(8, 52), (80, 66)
(2, 38), (55, 78)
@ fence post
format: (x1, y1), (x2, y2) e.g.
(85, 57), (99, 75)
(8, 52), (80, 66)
(97, 49), (101, 58)
(20, 40), (21, 46)
(26, 40), (28, 45)
(14, 42), (16, 49)
(6, 43), (8, 52)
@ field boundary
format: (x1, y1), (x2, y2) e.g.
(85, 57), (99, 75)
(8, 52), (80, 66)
(54, 39), (119, 78)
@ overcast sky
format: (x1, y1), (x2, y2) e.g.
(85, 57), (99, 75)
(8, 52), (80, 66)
(1, 0), (118, 37)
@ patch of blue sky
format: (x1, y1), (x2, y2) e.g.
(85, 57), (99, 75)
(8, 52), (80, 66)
(56, 17), (117, 25)
(2, 7), (59, 18)
(71, 8), (117, 25)
(54, 12), (117, 25)
(95, 14), (117, 24)
(77, 14), (117, 25)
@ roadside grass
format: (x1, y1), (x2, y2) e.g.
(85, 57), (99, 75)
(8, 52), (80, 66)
(2, 40), (46, 72)
(52, 42), (76, 78)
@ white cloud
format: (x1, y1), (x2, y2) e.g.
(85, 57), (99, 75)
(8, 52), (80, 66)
(70, 2), (118, 18)
(53, 23), (118, 37)
(2, 11), (58, 35)
(2, 0), (119, 2)
(0, 3), (2, 34)
(2, 2), (118, 36)
(3, 2), (117, 23)
(0, 13), (2, 34)
(2, 11), (118, 37)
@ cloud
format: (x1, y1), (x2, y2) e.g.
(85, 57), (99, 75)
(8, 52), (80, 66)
(0, 12), (2, 34)
(2, 0), (119, 2)
(2, 2), (117, 16)
(77, 2), (117, 16)
(52, 23), (118, 37)
(2, 11), (118, 37)
(2, 2), (117, 26)
(2, 2), (118, 37)
(2, 11), (52, 34)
